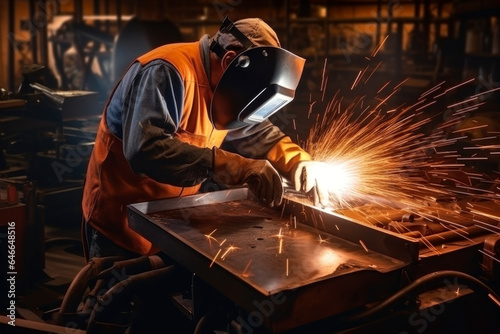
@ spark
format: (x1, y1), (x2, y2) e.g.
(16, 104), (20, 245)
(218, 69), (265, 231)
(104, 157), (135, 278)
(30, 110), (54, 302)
(452, 124), (488, 134)
(242, 260), (253, 277)
(470, 210), (500, 221)
(377, 80), (391, 94)
(308, 100), (316, 119)
(277, 228), (284, 254)
(221, 245), (241, 260)
(205, 229), (219, 246)
(310, 211), (319, 230)
(210, 249), (222, 268)
(479, 249), (500, 264)
(303, 70), (480, 210)
(300, 43), (500, 253)
(318, 213), (326, 230)
(393, 77), (411, 91)
(452, 103), (484, 115)
(364, 61), (381, 84)
(419, 81), (445, 99)
(439, 223), (475, 243)
(415, 100), (437, 112)
(447, 97), (478, 109)
(403, 230), (441, 255)
(456, 157), (488, 161)
(433, 78), (476, 99)
(322, 76), (329, 102)
(371, 35), (389, 57)
(351, 70), (363, 90)
(320, 58), (328, 93)
(195, 193), (210, 201)
(280, 200), (287, 218)
(415, 231), (442, 255)
(430, 164), (465, 168)
(471, 86), (500, 98)
(474, 221), (500, 234)
(286, 258), (289, 276)
(359, 240), (369, 252)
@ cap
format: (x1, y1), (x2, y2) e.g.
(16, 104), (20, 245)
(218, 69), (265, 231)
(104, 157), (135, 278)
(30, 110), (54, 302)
(211, 17), (281, 58)
(233, 18), (281, 48)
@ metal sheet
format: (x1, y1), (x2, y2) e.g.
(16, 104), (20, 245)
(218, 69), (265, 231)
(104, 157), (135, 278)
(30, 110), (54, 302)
(281, 195), (421, 263)
(128, 188), (410, 332)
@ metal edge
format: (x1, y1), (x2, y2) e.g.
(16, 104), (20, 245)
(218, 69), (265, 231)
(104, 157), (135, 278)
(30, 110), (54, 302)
(127, 205), (279, 310)
(282, 198), (420, 263)
(128, 187), (250, 215)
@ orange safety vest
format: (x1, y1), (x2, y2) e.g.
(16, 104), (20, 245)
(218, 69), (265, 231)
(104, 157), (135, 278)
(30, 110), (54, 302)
(82, 40), (311, 256)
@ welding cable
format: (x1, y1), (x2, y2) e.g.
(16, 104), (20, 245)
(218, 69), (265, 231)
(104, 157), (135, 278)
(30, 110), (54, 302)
(86, 265), (180, 333)
(56, 256), (124, 327)
(344, 270), (500, 325)
(193, 310), (228, 334)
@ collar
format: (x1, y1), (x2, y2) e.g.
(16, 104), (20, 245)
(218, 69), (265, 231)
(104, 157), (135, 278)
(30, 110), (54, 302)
(199, 34), (211, 84)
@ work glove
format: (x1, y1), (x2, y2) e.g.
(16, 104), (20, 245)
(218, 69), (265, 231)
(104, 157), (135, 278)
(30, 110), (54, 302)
(213, 147), (283, 207)
(290, 160), (330, 207)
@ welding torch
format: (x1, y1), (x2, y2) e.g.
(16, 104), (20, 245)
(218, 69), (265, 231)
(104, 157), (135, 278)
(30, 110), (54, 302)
(282, 177), (325, 207)
(284, 161), (331, 208)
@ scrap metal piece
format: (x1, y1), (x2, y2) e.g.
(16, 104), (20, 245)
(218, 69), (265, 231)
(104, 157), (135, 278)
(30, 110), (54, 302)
(482, 234), (500, 280)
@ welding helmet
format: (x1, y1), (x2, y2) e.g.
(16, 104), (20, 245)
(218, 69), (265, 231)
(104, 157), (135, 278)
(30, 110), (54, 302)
(209, 17), (305, 130)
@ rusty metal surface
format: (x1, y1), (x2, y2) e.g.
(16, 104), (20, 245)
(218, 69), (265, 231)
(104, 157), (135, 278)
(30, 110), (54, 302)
(144, 194), (405, 294)
(128, 188), (411, 332)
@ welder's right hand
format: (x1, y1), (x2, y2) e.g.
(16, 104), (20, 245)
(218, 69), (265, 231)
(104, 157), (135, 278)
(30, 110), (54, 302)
(213, 147), (283, 207)
(291, 160), (330, 207)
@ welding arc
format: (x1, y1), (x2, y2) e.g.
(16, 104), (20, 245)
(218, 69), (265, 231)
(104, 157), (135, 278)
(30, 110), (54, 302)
(343, 270), (500, 325)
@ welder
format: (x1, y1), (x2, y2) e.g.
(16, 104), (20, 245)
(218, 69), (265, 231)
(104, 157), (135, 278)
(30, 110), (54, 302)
(82, 17), (329, 260)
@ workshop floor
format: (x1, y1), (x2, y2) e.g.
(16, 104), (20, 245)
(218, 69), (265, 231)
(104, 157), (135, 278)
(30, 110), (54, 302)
(15, 220), (86, 325)
(12, 219), (195, 334)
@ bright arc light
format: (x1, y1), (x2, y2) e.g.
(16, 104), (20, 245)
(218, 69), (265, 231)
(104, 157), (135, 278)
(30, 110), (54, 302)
(317, 159), (359, 203)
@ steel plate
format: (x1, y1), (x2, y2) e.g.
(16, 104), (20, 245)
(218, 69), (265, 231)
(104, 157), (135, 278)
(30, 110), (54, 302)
(128, 188), (413, 332)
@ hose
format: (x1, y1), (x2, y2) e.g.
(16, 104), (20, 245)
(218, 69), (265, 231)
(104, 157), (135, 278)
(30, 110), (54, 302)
(346, 270), (500, 324)
(56, 256), (124, 322)
(86, 265), (179, 334)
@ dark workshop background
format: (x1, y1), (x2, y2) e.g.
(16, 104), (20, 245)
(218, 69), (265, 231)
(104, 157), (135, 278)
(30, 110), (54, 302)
(0, 0), (499, 332)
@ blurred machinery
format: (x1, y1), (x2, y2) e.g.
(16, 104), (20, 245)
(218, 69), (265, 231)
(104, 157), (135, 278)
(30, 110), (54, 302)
(48, 15), (183, 98)
(0, 19), (184, 319)
(1, 63), (99, 219)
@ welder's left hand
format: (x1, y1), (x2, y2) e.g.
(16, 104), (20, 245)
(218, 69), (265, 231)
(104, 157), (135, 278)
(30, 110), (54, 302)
(291, 160), (330, 207)
(213, 147), (283, 208)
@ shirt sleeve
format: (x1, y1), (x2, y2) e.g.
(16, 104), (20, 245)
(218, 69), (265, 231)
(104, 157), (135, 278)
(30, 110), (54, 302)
(115, 59), (213, 186)
(223, 119), (311, 178)
(222, 119), (286, 159)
